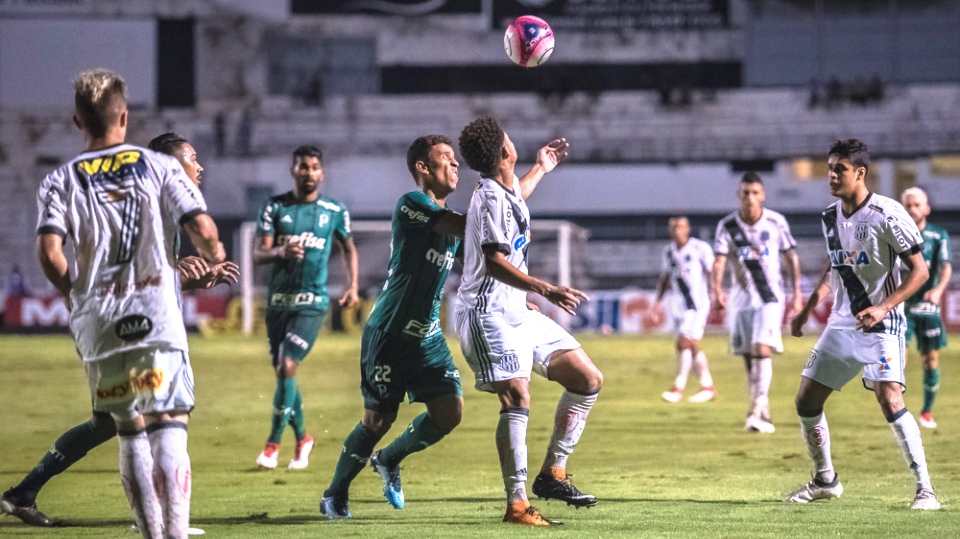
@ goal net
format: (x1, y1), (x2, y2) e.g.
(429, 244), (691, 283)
(236, 219), (588, 335)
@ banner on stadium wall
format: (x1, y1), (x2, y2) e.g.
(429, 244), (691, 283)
(291, 0), (483, 15)
(493, 0), (729, 30)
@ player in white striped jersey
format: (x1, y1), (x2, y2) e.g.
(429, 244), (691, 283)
(455, 116), (602, 527)
(789, 139), (939, 510)
(712, 172), (803, 433)
(34, 70), (226, 538)
(653, 217), (717, 403)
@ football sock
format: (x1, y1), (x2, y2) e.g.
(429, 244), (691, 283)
(12, 418), (115, 504)
(744, 356), (757, 410)
(798, 413), (835, 483)
(751, 358), (772, 418)
(694, 351), (714, 388)
(378, 412), (447, 469)
(268, 377), (298, 444)
(288, 387), (307, 442)
(888, 409), (932, 490)
(497, 407), (529, 504)
(325, 422), (381, 497)
(147, 422), (191, 539)
(922, 367), (940, 414)
(673, 349), (693, 391)
(542, 390), (598, 474)
(119, 430), (163, 539)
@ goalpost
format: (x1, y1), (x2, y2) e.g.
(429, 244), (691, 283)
(236, 219), (587, 336)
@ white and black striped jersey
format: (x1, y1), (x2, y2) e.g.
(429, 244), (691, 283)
(661, 237), (714, 313)
(714, 209), (797, 310)
(455, 177), (531, 323)
(820, 193), (923, 334)
(36, 144), (206, 361)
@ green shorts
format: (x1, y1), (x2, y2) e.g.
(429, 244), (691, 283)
(905, 311), (947, 353)
(360, 325), (463, 414)
(266, 308), (327, 365)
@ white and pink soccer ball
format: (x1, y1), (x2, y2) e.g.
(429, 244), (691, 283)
(503, 15), (555, 68)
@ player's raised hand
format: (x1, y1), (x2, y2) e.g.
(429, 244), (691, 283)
(537, 138), (569, 174)
(544, 285), (589, 315)
(855, 305), (888, 331)
(339, 286), (360, 309)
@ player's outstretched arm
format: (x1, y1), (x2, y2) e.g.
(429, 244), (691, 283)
(179, 256), (240, 290)
(432, 212), (467, 238)
(711, 254), (727, 311)
(791, 265), (831, 337)
(337, 236), (360, 308)
(183, 213), (226, 263)
(483, 248), (587, 315)
(856, 249), (929, 330)
(37, 233), (71, 299)
(518, 138), (569, 200)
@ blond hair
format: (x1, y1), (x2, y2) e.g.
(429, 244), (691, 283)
(73, 69), (127, 138)
(901, 186), (928, 205)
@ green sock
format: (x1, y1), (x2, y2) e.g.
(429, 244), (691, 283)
(922, 367), (940, 414)
(378, 413), (448, 469)
(268, 377), (298, 444)
(288, 387), (306, 442)
(12, 419), (115, 504)
(324, 422), (382, 497)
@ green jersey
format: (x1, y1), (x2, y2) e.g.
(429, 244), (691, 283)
(366, 191), (461, 340)
(256, 191), (351, 311)
(906, 222), (952, 307)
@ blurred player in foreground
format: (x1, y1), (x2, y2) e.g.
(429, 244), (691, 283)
(713, 172), (803, 433)
(254, 145), (359, 470)
(788, 139), (939, 510)
(1, 125), (235, 533)
(455, 116), (602, 527)
(32, 69), (225, 538)
(320, 135), (465, 519)
(900, 187), (951, 429)
(653, 216), (717, 403)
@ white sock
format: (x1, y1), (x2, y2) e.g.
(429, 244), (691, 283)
(119, 432), (163, 538)
(544, 390), (598, 471)
(889, 410), (932, 490)
(148, 422), (191, 539)
(694, 351), (713, 388)
(799, 413), (835, 483)
(751, 358), (772, 418)
(673, 349), (693, 390)
(496, 408), (529, 503)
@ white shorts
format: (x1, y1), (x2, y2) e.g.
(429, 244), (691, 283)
(86, 347), (195, 421)
(455, 309), (581, 392)
(802, 327), (906, 391)
(671, 307), (709, 342)
(730, 303), (784, 356)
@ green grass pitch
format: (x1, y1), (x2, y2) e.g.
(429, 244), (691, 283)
(1, 332), (958, 537)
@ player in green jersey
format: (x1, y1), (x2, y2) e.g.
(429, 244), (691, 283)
(254, 144), (359, 470)
(901, 187), (952, 429)
(320, 134), (464, 519)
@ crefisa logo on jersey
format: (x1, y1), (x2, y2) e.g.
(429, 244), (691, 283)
(855, 222), (869, 242)
(829, 250), (870, 266)
(115, 315), (153, 341)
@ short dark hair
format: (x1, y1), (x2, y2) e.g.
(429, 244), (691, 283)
(829, 138), (870, 173)
(740, 171), (763, 185)
(73, 69), (127, 139)
(458, 116), (504, 177)
(292, 144), (323, 164)
(148, 132), (189, 156)
(407, 134), (453, 182)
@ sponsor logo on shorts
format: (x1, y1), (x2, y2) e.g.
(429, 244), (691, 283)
(500, 351), (520, 373)
(115, 315), (153, 341)
(878, 357), (892, 371)
(286, 332), (309, 350)
(925, 328), (942, 337)
(805, 350), (818, 369)
(445, 369), (460, 379)
(96, 369), (164, 399)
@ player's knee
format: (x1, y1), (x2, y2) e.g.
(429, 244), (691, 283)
(588, 367), (604, 392)
(794, 395), (822, 418)
(362, 410), (396, 437)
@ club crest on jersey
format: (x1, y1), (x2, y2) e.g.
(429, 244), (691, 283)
(829, 250), (870, 266)
(760, 231), (770, 241)
(115, 315), (153, 341)
(318, 214), (330, 228)
(855, 222), (869, 241)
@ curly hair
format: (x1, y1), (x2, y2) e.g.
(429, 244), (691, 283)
(148, 132), (189, 156)
(829, 138), (870, 173)
(406, 134), (453, 182)
(458, 116), (504, 177)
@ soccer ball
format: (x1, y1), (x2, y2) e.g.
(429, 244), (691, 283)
(503, 15), (555, 68)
